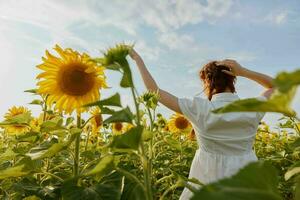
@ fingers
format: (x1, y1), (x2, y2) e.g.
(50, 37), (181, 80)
(221, 70), (235, 76)
(216, 59), (237, 69)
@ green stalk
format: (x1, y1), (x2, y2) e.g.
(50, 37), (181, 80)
(73, 114), (81, 177)
(130, 87), (141, 126)
(130, 87), (152, 200)
(42, 95), (49, 122)
(146, 107), (155, 195)
(291, 117), (300, 135)
(84, 129), (91, 151)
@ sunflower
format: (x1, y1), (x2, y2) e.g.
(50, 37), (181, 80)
(167, 113), (192, 134)
(188, 129), (196, 141)
(102, 44), (133, 67)
(36, 44), (108, 114)
(124, 123), (134, 132)
(89, 107), (103, 135)
(156, 114), (168, 130)
(4, 106), (31, 135)
(30, 118), (41, 132)
(112, 122), (125, 135)
(296, 123), (300, 132)
(111, 122), (134, 135)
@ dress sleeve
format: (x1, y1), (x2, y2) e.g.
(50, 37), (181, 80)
(255, 95), (268, 122)
(177, 96), (205, 123)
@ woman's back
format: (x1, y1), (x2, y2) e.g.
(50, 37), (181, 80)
(178, 92), (267, 199)
(180, 92), (265, 155)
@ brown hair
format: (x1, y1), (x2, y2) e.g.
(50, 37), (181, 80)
(199, 61), (236, 101)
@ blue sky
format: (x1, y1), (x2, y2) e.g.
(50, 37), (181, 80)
(0, 0), (299, 127)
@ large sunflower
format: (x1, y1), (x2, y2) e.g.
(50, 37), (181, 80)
(167, 113), (192, 134)
(4, 106), (31, 135)
(36, 45), (107, 114)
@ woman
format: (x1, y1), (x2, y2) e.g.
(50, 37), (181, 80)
(129, 49), (274, 199)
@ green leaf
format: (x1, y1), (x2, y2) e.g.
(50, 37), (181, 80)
(142, 129), (154, 141)
(101, 107), (116, 115)
(121, 176), (146, 200)
(164, 136), (182, 151)
(295, 178), (300, 200)
(85, 155), (115, 177)
(119, 59), (133, 88)
(274, 69), (300, 93)
(84, 93), (122, 108)
(109, 126), (143, 151)
(26, 143), (65, 160)
(285, 165), (300, 181)
(104, 107), (134, 124)
(191, 161), (281, 200)
(40, 117), (65, 132)
(26, 129), (79, 160)
(62, 172), (123, 200)
(65, 117), (74, 126)
(289, 138), (300, 150)
(29, 99), (43, 105)
(16, 132), (39, 143)
(0, 164), (30, 179)
(24, 89), (38, 94)
(0, 149), (18, 163)
(212, 88), (297, 117)
(106, 62), (122, 71)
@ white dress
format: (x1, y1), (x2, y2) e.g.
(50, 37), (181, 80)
(177, 92), (266, 200)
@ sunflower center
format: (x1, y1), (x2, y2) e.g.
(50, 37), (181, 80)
(174, 117), (189, 129)
(94, 115), (103, 127)
(59, 64), (95, 96)
(115, 122), (123, 131)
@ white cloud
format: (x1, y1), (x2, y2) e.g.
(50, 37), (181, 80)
(225, 51), (257, 62)
(265, 11), (288, 25)
(134, 40), (162, 61)
(140, 0), (233, 50)
(158, 32), (195, 50)
(142, 0), (233, 32)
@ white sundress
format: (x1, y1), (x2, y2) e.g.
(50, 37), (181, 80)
(177, 92), (266, 200)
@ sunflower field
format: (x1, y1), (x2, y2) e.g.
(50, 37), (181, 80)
(0, 43), (299, 200)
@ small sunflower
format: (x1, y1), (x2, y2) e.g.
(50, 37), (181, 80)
(124, 123), (134, 132)
(4, 106), (31, 135)
(36, 44), (108, 114)
(30, 118), (41, 132)
(138, 90), (159, 109)
(156, 114), (168, 130)
(167, 113), (192, 134)
(112, 122), (125, 135)
(89, 107), (103, 135)
(102, 44), (133, 67)
(296, 123), (300, 131)
(111, 122), (134, 135)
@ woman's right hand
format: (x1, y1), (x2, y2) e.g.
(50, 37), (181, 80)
(216, 59), (247, 77)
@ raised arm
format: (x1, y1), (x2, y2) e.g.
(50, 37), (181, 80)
(129, 49), (182, 114)
(216, 59), (274, 99)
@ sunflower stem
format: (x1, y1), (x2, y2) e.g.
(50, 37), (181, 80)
(146, 107), (155, 195)
(42, 95), (49, 122)
(74, 114), (81, 177)
(85, 129), (90, 151)
(130, 87), (141, 126)
(131, 87), (152, 199)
